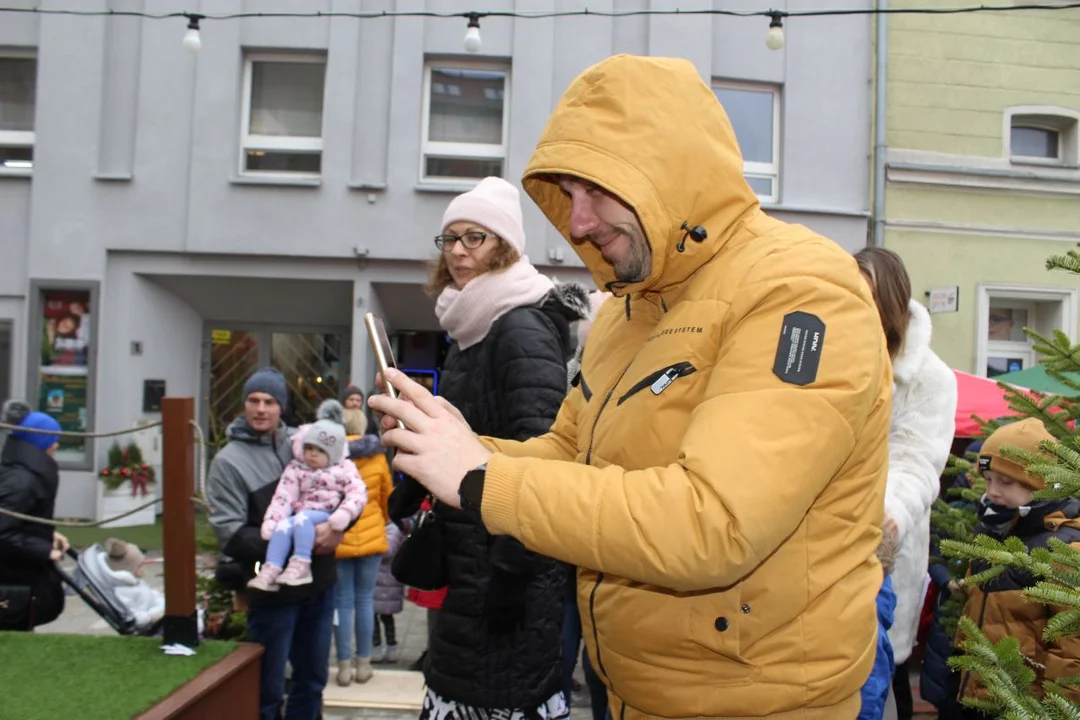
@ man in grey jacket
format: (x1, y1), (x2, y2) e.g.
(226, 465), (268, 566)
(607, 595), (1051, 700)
(207, 368), (343, 720)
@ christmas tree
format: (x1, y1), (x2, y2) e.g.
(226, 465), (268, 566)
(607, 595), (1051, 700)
(936, 249), (1080, 719)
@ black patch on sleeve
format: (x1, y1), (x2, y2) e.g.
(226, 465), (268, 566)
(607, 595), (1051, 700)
(772, 312), (825, 386)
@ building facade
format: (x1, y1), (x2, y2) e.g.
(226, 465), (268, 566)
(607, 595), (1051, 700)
(0, 0), (873, 520)
(880, 1), (1080, 376)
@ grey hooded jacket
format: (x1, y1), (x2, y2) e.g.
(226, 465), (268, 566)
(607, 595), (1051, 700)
(207, 417), (293, 552)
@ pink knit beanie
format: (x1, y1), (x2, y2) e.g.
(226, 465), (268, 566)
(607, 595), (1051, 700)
(441, 177), (526, 255)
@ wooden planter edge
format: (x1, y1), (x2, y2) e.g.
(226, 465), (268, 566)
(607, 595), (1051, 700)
(134, 642), (263, 720)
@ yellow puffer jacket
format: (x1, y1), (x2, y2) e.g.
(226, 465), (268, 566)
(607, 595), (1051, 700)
(478, 55), (891, 719)
(336, 436), (393, 559)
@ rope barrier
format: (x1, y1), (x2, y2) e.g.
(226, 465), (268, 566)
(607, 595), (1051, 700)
(0, 417), (212, 526)
(0, 419), (163, 438)
(0, 495), (209, 528)
(190, 419), (210, 506)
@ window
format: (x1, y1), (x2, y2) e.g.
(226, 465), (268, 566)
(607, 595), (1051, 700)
(976, 285), (1078, 379)
(0, 53), (36, 175)
(1005, 107), (1079, 167)
(1011, 126), (1058, 160)
(29, 282), (99, 469)
(421, 63), (509, 183)
(712, 83), (780, 202)
(240, 54), (326, 176)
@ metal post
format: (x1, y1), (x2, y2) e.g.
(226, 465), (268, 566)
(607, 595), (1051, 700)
(161, 396), (199, 648)
(872, 0), (889, 247)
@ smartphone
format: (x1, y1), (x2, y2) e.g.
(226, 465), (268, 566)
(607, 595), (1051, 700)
(364, 312), (406, 430)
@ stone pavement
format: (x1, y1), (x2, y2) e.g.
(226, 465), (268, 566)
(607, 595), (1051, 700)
(41, 553), (595, 719)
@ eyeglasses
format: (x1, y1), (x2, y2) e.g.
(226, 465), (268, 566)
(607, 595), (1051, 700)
(434, 231), (489, 252)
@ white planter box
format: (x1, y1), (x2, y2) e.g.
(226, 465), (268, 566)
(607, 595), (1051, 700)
(96, 479), (158, 528)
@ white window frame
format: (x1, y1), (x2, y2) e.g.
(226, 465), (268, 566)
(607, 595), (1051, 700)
(975, 283), (1078, 378)
(420, 61), (510, 185)
(711, 80), (781, 203)
(239, 52), (326, 178)
(1003, 106), (1080, 168)
(0, 50), (37, 177)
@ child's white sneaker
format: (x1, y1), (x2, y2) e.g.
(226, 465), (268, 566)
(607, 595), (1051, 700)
(277, 557), (313, 586)
(247, 563), (282, 592)
(385, 643), (399, 664)
(371, 643), (387, 663)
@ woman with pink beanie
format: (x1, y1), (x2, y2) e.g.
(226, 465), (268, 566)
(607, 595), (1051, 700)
(389, 176), (589, 719)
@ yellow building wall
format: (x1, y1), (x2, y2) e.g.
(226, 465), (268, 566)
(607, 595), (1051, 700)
(885, 228), (1076, 373)
(882, 2), (1080, 371)
(886, 1), (1080, 157)
(886, 186), (1080, 234)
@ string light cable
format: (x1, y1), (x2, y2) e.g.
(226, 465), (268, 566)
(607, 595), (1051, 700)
(0, 3), (1077, 53)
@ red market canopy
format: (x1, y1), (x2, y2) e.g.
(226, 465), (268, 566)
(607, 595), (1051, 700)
(953, 370), (1027, 438)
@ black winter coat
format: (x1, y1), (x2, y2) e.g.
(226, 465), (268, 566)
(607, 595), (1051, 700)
(392, 283), (589, 709)
(0, 437), (65, 627)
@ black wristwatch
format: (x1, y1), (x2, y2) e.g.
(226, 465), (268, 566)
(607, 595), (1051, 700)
(459, 463), (487, 517)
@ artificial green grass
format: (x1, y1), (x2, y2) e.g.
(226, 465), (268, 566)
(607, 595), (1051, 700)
(0, 633), (237, 719)
(60, 514), (217, 554)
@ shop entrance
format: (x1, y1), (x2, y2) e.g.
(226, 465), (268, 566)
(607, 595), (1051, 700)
(202, 325), (350, 450)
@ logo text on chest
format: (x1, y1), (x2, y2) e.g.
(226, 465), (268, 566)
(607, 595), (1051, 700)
(647, 326), (704, 342)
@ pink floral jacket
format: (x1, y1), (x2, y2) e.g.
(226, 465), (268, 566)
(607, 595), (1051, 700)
(259, 426), (368, 539)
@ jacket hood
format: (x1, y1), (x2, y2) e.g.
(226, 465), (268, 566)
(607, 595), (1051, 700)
(893, 299), (934, 385)
(225, 417), (288, 447)
(546, 280), (592, 323)
(1, 435), (59, 480)
(522, 54), (760, 296)
(348, 434), (384, 459)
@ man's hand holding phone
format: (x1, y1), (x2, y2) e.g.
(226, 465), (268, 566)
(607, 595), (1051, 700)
(372, 371), (471, 433)
(368, 368), (489, 509)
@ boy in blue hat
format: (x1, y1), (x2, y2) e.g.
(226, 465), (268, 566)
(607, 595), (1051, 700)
(0, 400), (68, 629)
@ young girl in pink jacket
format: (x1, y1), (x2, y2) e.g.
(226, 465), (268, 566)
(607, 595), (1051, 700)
(248, 400), (367, 591)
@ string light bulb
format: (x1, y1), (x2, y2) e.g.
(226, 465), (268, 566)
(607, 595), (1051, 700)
(182, 14), (203, 53)
(463, 13), (482, 53)
(765, 12), (785, 51)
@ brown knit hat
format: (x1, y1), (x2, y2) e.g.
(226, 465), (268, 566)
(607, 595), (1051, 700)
(104, 538), (146, 575)
(978, 418), (1055, 490)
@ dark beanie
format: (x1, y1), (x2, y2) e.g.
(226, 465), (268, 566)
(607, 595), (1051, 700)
(341, 384), (364, 404)
(243, 368), (289, 410)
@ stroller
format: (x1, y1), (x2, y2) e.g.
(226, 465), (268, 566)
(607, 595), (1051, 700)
(54, 545), (164, 637)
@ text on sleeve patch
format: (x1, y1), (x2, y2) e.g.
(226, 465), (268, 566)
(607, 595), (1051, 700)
(772, 311), (825, 386)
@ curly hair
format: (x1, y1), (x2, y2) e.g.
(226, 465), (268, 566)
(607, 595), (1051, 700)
(424, 237), (521, 298)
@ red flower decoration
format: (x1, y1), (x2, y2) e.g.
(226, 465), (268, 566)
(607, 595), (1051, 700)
(141, 462), (149, 469)
(102, 469), (110, 476)
(121, 468), (131, 476)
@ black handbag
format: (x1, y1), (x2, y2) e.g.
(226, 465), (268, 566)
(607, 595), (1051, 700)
(390, 499), (448, 591)
(0, 585), (35, 631)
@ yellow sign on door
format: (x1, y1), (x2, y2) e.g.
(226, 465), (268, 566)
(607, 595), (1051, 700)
(211, 330), (232, 345)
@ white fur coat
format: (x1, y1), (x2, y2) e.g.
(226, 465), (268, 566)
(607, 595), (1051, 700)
(885, 299), (957, 664)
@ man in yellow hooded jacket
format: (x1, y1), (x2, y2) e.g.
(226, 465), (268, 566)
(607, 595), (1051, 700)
(370, 54), (892, 720)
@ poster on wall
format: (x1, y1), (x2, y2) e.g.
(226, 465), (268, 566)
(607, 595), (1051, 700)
(37, 289), (92, 461)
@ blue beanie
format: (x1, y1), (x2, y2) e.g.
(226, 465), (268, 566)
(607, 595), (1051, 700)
(12, 412), (62, 452)
(243, 367), (289, 410)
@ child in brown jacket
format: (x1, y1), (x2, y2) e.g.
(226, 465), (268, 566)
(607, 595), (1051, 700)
(956, 418), (1080, 717)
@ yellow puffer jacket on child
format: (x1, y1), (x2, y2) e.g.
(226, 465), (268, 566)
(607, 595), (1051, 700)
(336, 434), (393, 558)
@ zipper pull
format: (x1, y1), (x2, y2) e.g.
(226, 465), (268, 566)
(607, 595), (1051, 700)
(651, 367), (681, 395)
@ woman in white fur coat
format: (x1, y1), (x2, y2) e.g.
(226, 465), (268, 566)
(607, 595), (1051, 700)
(856, 249), (957, 704)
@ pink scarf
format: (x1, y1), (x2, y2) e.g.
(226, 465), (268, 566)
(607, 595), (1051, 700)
(435, 259), (555, 350)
